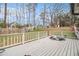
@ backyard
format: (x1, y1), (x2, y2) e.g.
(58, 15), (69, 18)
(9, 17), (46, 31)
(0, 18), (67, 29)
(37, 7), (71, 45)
(0, 3), (79, 56)
(0, 27), (78, 56)
(0, 27), (76, 49)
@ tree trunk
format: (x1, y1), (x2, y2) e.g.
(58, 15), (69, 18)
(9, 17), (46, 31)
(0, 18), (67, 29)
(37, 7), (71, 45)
(4, 3), (7, 28)
(32, 4), (36, 29)
(28, 4), (30, 27)
(43, 4), (46, 28)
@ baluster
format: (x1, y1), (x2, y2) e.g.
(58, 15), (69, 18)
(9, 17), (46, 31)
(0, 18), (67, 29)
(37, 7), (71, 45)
(11, 35), (13, 45)
(30, 32), (31, 40)
(7, 36), (9, 45)
(5, 36), (6, 46)
(3, 36), (5, 47)
(20, 34), (22, 43)
(13, 35), (14, 44)
(21, 34), (23, 42)
(17, 35), (18, 43)
(35, 32), (36, 39)
(26, 33), (27, 41)
(18, 34), (21, 43)
(9, 35), (11, 45)
(15, 35), (17, 44)
(18, 34), (20, 43)
(0, 36), (3, 47)
(16, 35), (18, 44)
(29, 32), (31, 40)
(14, 35), (16, 44)
(38, 32), (39, 40)
(27, 33), (28, 41)
(28, 32), (30, 40)
(22, 33), (25, 44)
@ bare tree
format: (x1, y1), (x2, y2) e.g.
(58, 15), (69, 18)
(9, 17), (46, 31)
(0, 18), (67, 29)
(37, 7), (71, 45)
(52, 3), (64, 28)
(0, 3), (2, 13)
(4, 3), (7, 28)
(28, 4), (31, 27)
(48, 4), (55, 27)
(40, 4), (46, 28)
(31, 3), (37, 29)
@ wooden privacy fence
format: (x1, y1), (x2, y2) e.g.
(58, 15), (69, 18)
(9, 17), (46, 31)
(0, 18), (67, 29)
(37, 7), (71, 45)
(0, 31), (48, 49)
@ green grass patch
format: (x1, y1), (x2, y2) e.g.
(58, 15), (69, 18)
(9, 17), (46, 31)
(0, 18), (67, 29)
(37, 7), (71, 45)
(50, 31), (76, 39)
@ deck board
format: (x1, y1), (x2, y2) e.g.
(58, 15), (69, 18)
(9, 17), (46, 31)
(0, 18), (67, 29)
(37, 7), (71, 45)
(0, 37), (79, 56)
(58, 41), (68, 56)
(71, 40), (74, 56)
(62, 41), (69, 56)
(76, 40), (79, 56)
(67, 40), (71, 56)
(73, 40), (78, 56)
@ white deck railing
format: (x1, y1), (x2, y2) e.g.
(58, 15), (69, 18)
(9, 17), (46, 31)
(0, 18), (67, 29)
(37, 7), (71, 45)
(74, 26), (79, 39)
(0, 31), (48, 49)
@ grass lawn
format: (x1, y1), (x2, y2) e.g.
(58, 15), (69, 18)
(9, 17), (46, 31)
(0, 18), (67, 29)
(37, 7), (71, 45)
(50, 31), (76, 39)
(48, 27), (76, 39)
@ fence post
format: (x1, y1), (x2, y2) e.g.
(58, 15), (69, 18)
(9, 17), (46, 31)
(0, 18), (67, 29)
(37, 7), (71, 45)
(22, 33), (25, 44)
(38, 32), (39, 40)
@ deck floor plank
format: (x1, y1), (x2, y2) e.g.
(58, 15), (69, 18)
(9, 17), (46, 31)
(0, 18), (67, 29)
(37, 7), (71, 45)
(39, 41), (59, 56)
(70, 40), (74, 56)
(58, 41), (68, 56)
(62, 40), (70, 56)
(73, 40), (78, 56)
(76, 40), (79, 56)
(66, 40), (73, 56)
(54, 41), (66, 56)
(0, 37), (79, 56)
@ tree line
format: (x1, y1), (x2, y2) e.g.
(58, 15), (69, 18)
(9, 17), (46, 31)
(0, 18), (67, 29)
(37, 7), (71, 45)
(0, 3), (79, 28)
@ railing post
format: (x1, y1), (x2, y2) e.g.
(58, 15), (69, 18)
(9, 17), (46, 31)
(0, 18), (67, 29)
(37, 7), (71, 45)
(11, 35), (13, 45)
(22, 33), (25, 44)
(38, 32), (39, 40)
(47, 30), (49, 36)
(7, 36), (9, 45)
(17, 35), (18, 43)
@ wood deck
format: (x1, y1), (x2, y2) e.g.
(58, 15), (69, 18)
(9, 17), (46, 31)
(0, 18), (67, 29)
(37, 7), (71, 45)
(0, 37), (79, 56)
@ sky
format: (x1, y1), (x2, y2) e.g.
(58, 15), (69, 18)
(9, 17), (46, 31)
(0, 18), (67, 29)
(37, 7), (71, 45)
(0, 3), (70, 25)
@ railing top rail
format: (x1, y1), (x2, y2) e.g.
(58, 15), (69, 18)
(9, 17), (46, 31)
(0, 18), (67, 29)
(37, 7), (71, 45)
(0, 31), (47, 36)
(0, 33), (23, 36)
